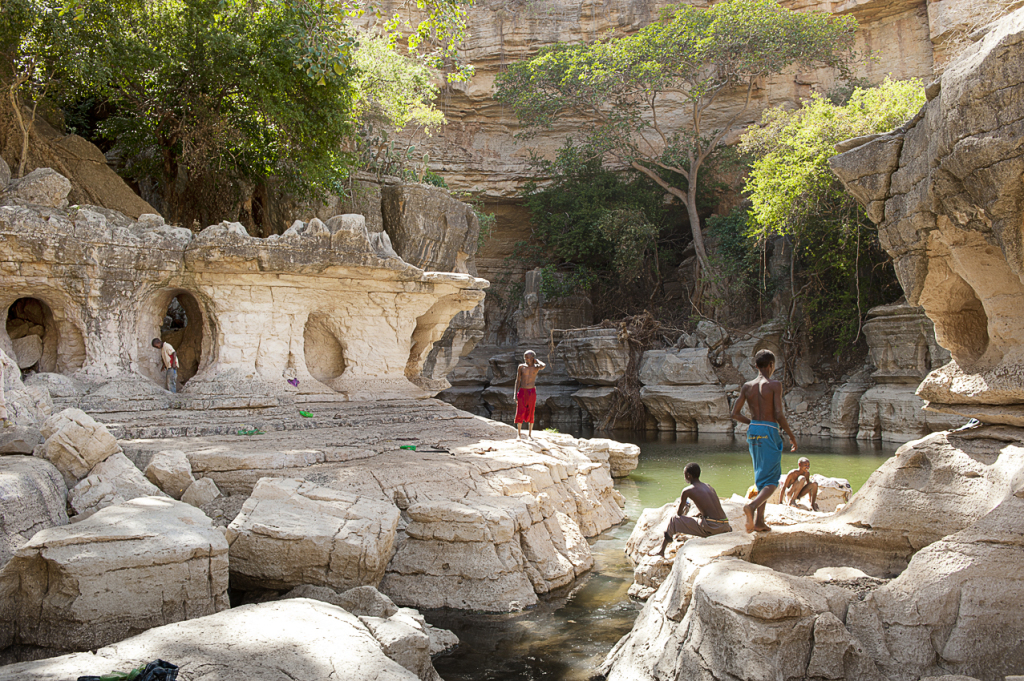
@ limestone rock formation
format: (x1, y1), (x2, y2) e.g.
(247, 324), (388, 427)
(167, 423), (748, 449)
(0, 181), (486, 409)
(227, 477), (402, 592)
(853, 303), (961, 441)
(560, 328), (628, 386)
(36, 408), (121, 488)
(0, 598), (430, 681)
(1, 168), (71, 208)
(603, 423), (1024, 681)
(830, 7), (1024, 431)
(381, 183), (480, 274)
(181, 477), (221, 507)
(68, 451), (168, 516)
(580, 438), (640, 478)
(143, 449), (195, 499)
(0, 456), (67, 567)
(0, 496), (229, 655)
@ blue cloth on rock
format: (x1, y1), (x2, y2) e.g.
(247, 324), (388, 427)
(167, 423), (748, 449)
(747, 420), (783, 491)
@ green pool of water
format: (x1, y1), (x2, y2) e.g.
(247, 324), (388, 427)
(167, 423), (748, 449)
(429, 433), (897, 681)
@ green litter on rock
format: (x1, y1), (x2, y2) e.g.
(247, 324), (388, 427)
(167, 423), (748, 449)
(400, 445), (417, 451)
(236, 427), (265, 436)
(299, 410), (314, 418)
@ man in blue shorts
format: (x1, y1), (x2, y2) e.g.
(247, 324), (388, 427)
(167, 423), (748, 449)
(730, 349), (798, 533)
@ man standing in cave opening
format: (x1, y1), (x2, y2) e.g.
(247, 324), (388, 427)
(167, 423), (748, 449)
(730, 349), (798, 533)
(152, 338), (179, 393)
(514, 350), (545, 440)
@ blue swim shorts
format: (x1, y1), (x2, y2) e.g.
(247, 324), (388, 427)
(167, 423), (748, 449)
(747, 420), (783, 491)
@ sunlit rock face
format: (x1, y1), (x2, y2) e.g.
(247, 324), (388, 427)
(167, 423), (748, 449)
(831, 7), (1024, 428)
(0, 182), (486, 411)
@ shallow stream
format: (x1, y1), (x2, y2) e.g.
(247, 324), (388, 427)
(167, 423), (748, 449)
(428, 432), (898, 681)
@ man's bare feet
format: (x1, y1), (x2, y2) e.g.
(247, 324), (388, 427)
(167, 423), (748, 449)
(812, 503), (820, 512)
(743, 504), (755, 533)
(754, 523), (772, 532)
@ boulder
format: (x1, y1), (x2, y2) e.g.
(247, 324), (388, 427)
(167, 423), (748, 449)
(847, 496), (1024, 680)
(1, 168), (71, 208)
(380, 184), (479, 274)
(36, 408), (120, 488)
(143, 449), (195, 499)
(0, 456), (67, 567)
(181, 477), (221, 507)
(0, 425), (42, 455)
(0, 156), (9, 190)
(695, 320), (728, 348)
(581, 438), (640, 477)
(638, 348), (718, 386)
(68, 451), (168, 516)
(558, 328), (628, 386)
(227, 477), (401, 591)
(0, 496), (229, 654)
(639, 385), (733, 434)
(0, 599), (423, 681)
(10, 334), (41, 369)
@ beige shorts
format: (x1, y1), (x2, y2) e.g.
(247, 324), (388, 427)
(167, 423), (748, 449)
(667, 515), (732, 538)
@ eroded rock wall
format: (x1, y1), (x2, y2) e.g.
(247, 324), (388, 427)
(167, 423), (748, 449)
(0, 175), (486, 411)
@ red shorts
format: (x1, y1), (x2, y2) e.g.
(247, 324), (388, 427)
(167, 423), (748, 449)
(515, 388), (537, 424)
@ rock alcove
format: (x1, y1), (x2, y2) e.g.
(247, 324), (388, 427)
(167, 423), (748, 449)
(3, 295), (85, 374)
(138, 289), (211, 389)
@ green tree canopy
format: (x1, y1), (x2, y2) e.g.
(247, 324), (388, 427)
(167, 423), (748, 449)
(495, 0), (857, 286)
(1, 0), (466, 230)
(740, 77), (926, 348)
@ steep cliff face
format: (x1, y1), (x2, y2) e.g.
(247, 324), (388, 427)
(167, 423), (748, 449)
(831, 5), (1024, 428)
(369, 0), (1006, 201)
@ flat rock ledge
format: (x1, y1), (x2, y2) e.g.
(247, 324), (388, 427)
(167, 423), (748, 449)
(602, 426), (1024, 681)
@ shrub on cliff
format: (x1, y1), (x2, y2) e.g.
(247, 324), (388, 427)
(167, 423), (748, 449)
(740, 77), (926, 349)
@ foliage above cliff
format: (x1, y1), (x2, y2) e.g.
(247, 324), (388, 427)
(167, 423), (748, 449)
(1, 0), (466, 230)
(495, 0), (858, 285)
(740, 77), (926, 348)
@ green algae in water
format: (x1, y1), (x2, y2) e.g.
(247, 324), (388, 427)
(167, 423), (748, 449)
(428, 433), (896, 681)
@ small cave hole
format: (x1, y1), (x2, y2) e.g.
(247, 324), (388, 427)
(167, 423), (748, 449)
(6, 297), (58, 373)
(159, 293), (204, 387)
(303, 313), (346, 390)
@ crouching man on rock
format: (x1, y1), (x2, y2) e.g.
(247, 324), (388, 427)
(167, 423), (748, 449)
(514, 350), (545, 440)
(652, 462), (731, 557)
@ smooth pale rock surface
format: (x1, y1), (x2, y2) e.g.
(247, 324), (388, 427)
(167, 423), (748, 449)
(380, 184), (479, 274)
(847, 496), (1024, 680)
(0, 496), (229, 654)
(143, 449), (194, 499)
(639, 385), (733, 434)
(638, 348), (718, 386)
(0, 456), (67, 567)
(181, 476), (220, 507)
(68, 451), (167, 516)
(0, 599), (423, 681)
(36, 408), (120, 488)
(559, 328), (628, 386)
(228, 477), (402, 592)
(11, 334), (41, 369)
(581, 438), (640, 478)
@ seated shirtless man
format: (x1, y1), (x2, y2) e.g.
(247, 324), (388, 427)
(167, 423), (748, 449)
(730, 349), (798, 533)
(779, 457), (819, 511)
(514, 350), (546, 439)
(652, 462), (731, 557)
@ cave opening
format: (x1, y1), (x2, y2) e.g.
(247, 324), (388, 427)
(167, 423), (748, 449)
(6, 297), (59, 373)
(303, 313), (347, 390)
(159, 293), (205, 387)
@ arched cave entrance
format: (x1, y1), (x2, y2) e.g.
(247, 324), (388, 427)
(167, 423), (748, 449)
(4, 297), (84, 374)
(139, 289), (209, 389)
(159, 293), (204, 386)
(303, 313), (346, 390)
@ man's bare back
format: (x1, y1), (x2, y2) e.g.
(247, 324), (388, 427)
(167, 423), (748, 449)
(680, 481), (728, 521)
(738, 375), (781, 423)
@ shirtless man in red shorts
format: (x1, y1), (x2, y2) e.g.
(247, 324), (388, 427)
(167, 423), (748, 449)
(514, 350), (546, 439)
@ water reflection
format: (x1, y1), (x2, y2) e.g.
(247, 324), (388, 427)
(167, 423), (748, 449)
(429, 432), (896, 681)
